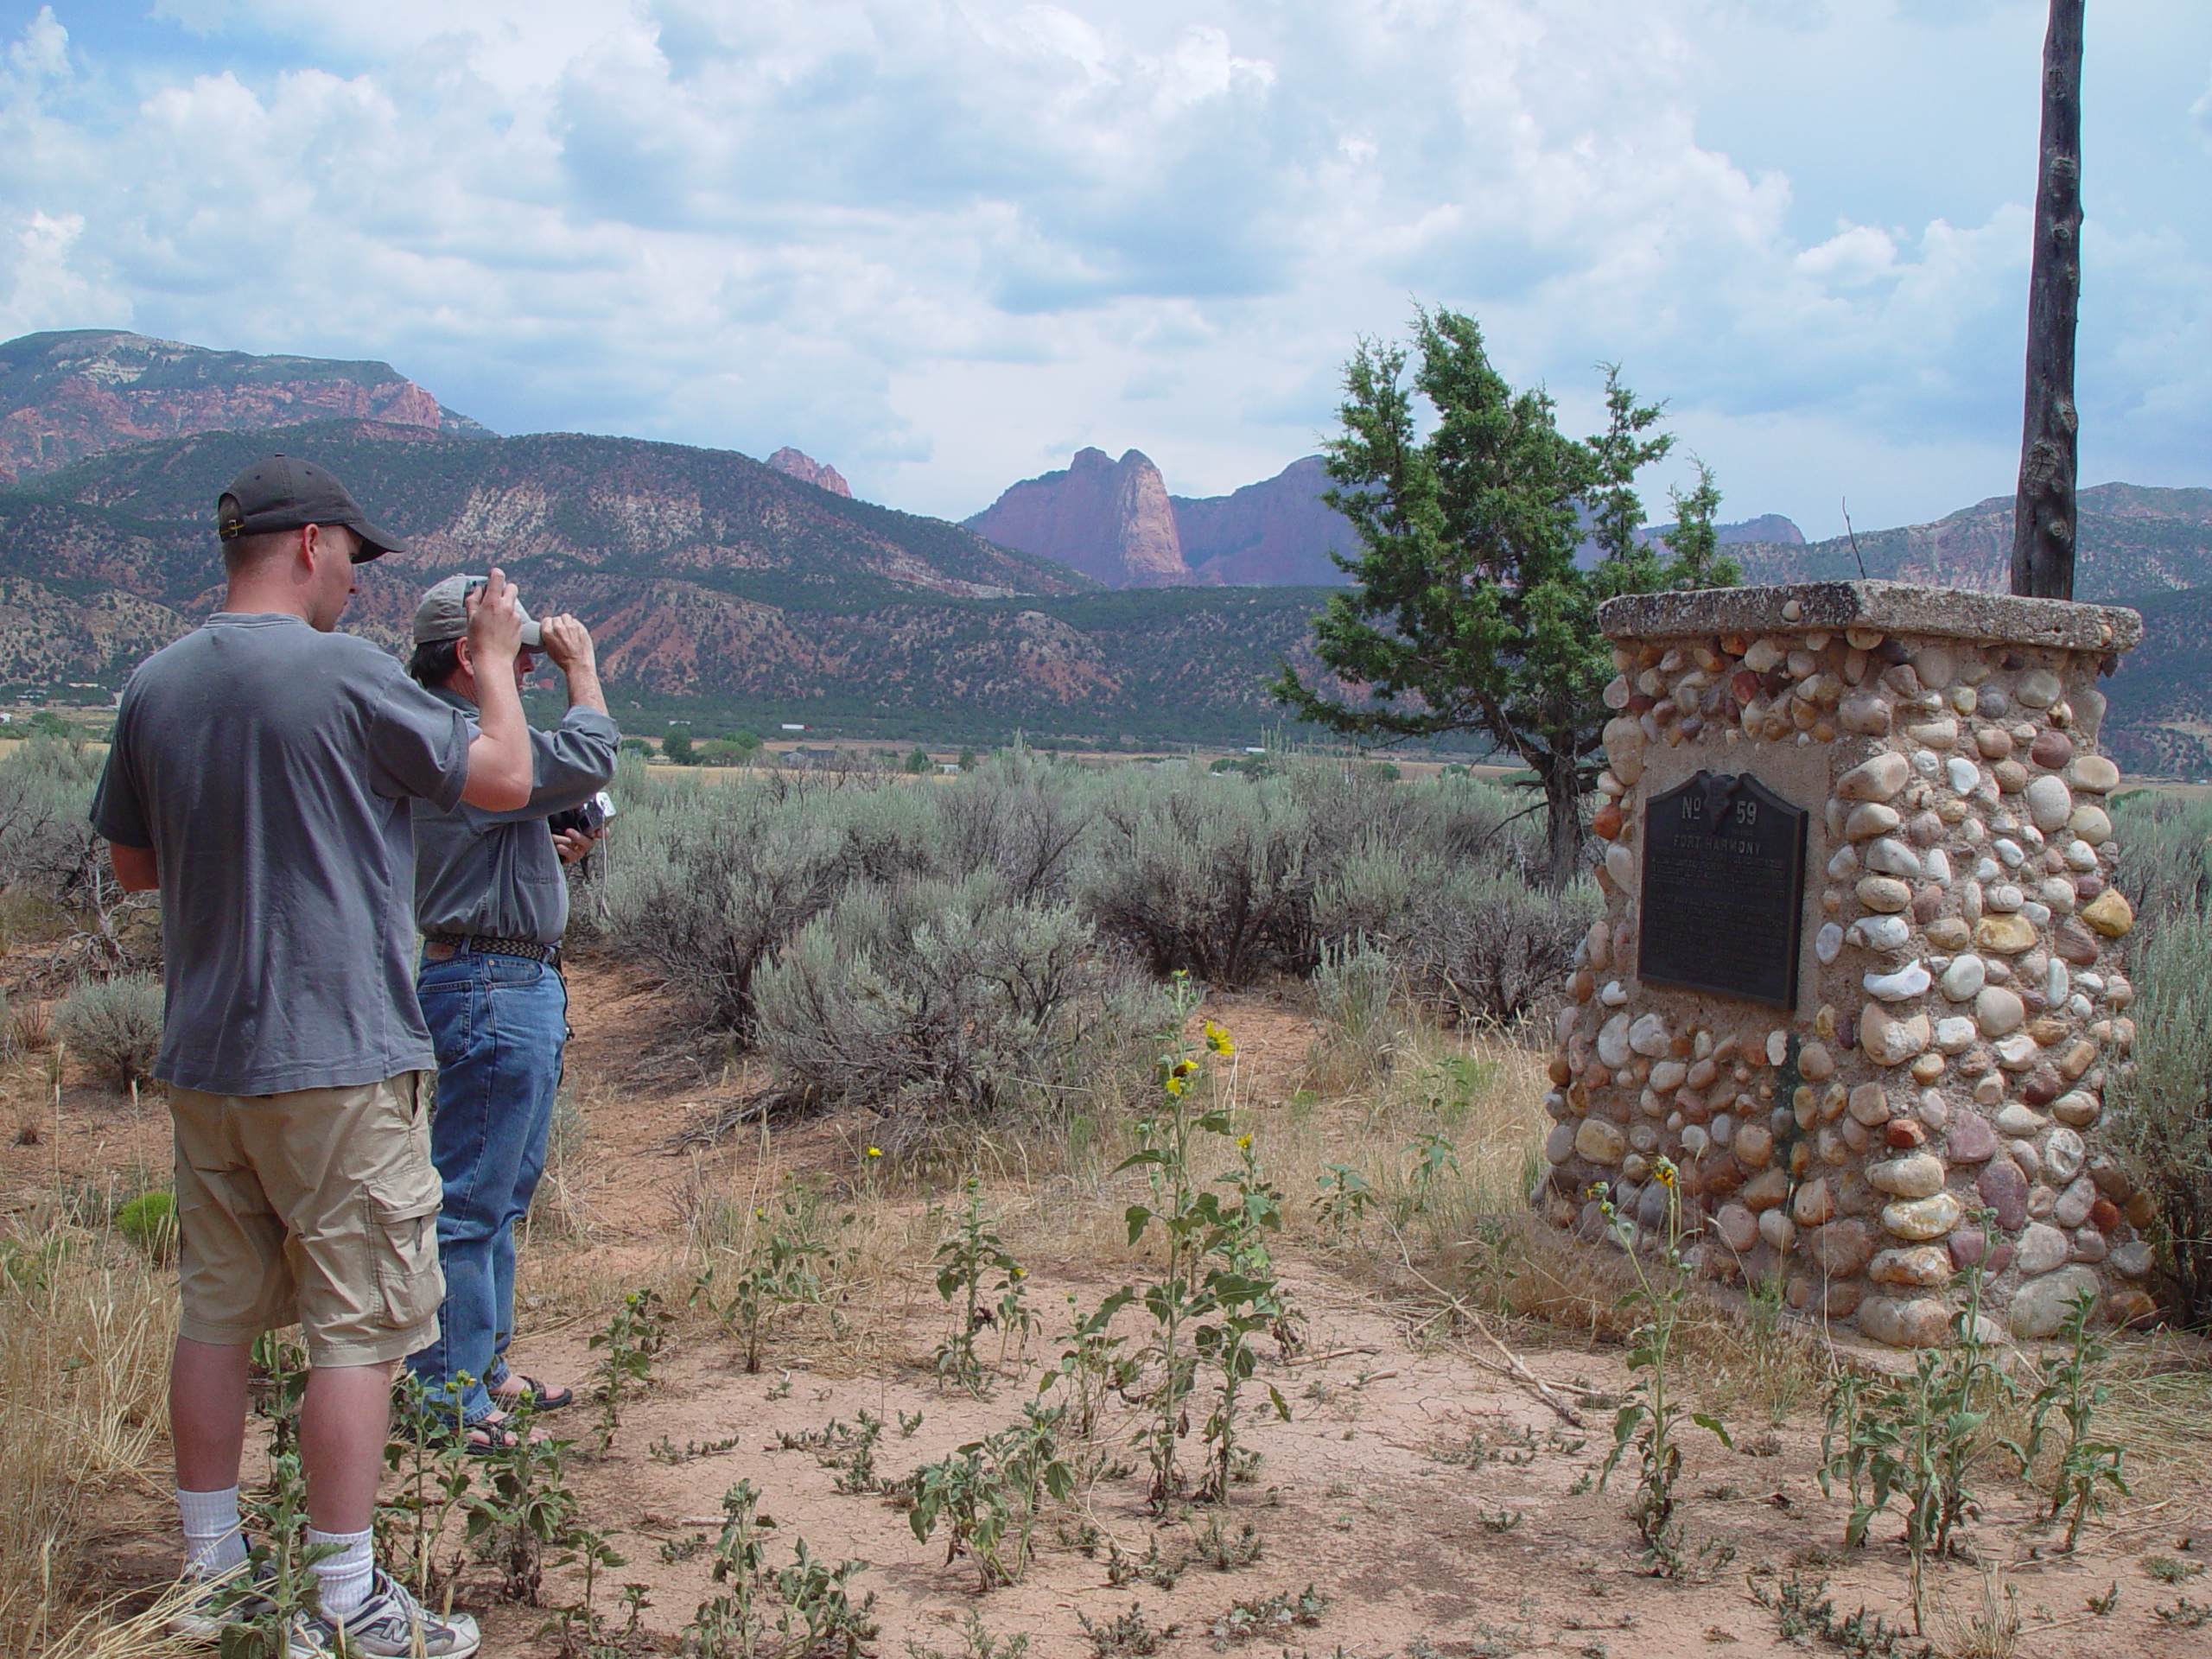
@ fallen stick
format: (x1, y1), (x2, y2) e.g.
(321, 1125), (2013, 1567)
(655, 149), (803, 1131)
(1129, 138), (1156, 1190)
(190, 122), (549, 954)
(1282, 1345), (1383, 1366)
(1378, 1216), (1586, 1427)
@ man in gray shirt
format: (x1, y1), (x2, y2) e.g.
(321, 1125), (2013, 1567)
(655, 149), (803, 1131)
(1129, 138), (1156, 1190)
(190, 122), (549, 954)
(402, 575), (620, 1443)
(93, 454), (534, 1657)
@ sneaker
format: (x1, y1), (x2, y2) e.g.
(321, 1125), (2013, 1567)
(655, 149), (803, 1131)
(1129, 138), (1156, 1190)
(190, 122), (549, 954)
(166, 1562), (277, 1643)
(295, 1569), (481, 1659)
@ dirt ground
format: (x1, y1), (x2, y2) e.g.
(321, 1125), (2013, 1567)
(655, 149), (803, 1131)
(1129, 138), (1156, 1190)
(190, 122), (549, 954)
(7, 957), (2212, 1659)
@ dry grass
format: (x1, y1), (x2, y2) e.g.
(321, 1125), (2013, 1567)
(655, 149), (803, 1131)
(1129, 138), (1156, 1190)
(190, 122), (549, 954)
(31, 1580), (200, 1659)
(1928, 1566), (2023, 1659)
(0, 1214), (175, 1652)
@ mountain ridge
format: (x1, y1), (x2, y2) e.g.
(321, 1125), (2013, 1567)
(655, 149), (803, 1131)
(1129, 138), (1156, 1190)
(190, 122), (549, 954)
(1, 328), (2208, 763)
(0, 329), (487, 485)
(0, 417), (1354, 742)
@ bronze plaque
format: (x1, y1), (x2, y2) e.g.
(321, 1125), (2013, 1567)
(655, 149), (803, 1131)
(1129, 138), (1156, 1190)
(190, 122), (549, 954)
(1637, 770), (1807, 1008)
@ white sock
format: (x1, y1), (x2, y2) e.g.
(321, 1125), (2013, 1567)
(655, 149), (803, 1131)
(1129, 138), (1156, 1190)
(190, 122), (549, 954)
(306, 1527), (375, 1619)
(176, 1486), (247, 1577)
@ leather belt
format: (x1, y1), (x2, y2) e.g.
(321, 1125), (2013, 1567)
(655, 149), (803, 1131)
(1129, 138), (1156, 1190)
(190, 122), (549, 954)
(424, 932), (562, 967)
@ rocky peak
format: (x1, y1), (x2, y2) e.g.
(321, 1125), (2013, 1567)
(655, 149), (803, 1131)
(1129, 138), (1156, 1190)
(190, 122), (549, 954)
(0, 329), (486, 484)
(964, 446), (1188, 588)
(1174, 455), (1358, 586)
(766, 446), (852, 497)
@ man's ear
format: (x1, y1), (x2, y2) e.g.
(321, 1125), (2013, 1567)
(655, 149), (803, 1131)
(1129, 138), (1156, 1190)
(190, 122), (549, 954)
(453, 636), (475, 679)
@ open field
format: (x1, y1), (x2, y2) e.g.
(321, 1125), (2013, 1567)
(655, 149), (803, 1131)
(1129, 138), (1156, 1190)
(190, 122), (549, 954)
(5, 957), (2211, 1659)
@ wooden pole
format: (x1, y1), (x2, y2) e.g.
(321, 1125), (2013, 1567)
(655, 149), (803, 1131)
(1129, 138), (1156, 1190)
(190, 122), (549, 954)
(2011, 0), (2085, 600)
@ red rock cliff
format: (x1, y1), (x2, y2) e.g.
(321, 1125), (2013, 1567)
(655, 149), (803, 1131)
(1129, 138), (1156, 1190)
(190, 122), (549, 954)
(766, 447), (852, 497)
(963, 447), (1189, 588)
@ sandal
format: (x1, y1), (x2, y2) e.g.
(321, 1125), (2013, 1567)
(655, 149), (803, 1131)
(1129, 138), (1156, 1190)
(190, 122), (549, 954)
(492, 1374), (575, 1413)
(395, 1410), (547, 1456)
(461, 1414), (550, 1455)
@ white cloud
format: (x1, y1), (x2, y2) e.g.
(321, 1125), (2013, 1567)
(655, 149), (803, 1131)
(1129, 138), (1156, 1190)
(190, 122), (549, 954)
(1, 0), (2205, 534)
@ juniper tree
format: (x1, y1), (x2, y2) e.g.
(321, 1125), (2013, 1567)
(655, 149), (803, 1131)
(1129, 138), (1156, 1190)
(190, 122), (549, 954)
(1273, 307), (1734, 888)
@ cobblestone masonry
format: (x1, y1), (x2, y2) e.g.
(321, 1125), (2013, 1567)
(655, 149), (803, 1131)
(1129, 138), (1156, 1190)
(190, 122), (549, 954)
(1542, 582), (2150, 1347)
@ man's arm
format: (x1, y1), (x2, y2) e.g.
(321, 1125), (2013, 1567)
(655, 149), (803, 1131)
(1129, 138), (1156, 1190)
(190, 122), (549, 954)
(537, 614), (607, 717)
(459, 568), (535, 810)
(111, 842), (158, 892)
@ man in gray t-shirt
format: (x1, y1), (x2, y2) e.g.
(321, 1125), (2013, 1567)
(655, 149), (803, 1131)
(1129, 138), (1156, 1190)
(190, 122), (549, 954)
(91, 454), (535, 1658)
(95, 613), (473, 1093)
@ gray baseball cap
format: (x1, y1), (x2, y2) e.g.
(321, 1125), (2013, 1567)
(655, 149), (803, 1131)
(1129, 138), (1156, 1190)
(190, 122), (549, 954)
(412, 574), (543, 648)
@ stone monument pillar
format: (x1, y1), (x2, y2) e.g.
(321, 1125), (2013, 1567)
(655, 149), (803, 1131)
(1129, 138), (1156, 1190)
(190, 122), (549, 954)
(1540, 582), (2152, 1347)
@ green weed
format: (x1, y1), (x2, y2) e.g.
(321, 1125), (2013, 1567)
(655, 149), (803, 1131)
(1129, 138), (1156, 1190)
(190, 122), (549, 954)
(1748, 1571), (1927, 1657)
(931, 1178), (1033, 1396)
(1118, 992), (1293, 1509)
(2018, 1288), (2126, 1551)
(1592, 1162), (1732, 1577)
(590, 1288), (675, 1452)
(907, 1402), (1072, 1590)
(1206, 1585), (1326, 1643)
(1076, 1602), (1168, 1658)
(691, 1198), (843, 1375)
(1817, 1226), (2012, 1632)
(902, 1609), (1032, 1659)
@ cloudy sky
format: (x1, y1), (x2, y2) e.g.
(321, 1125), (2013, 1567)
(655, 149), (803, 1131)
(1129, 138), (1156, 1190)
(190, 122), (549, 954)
(1, 1), (2206, 534)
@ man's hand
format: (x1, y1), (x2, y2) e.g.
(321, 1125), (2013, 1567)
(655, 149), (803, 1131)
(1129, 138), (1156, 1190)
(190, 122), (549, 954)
(537, 612), (608, 717)
(538, 614), (595, 675)
(110, 842), (158, 892)
(459, 566), (535, 810)
(464, 567), (525, 669)
(552, 826), (605, 865)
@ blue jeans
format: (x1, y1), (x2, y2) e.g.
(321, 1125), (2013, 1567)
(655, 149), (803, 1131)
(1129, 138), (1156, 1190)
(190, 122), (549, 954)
(405, 950), (568, 1426)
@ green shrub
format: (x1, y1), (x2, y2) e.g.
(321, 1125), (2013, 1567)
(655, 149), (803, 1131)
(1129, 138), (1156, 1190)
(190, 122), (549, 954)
(753, 873), (1166, 1126)
(1077, 762), (1383, 983)
(1309, 937), (1400, 1084)
(602, 771), (861, 1038)
(115, 1191), (178, 1262)
(2108, 791), (2212, 1325)
(0, 735), (105, 908)
(54, 973), (165, 1090)
(1313, 834), (1596, 1026)
(2111, 789), (2212, 930)
(2105, 892), (2212, 1326)
(603, 752), (1584, 1096)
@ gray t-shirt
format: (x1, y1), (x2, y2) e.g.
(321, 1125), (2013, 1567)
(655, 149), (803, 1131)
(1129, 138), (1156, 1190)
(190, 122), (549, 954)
(412, 687), (620, 946)
(92, 613), (475, 1096)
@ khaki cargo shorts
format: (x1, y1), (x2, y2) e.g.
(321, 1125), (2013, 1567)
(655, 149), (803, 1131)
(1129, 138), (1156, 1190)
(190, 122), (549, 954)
(168, 1072), (444, 1368)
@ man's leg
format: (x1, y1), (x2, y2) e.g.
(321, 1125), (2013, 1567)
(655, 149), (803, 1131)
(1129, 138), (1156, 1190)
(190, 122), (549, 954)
(298, 1360), (397, 1619)
(298, 1361), (397, 1533)
(486, 968), (569, 1401)
(263, 1077), (453, 1629)
(167, 1088), (291, 1586)
(170, 1337), (251, 1577)
(407, 955), (505, 1427)
(171, 1337), (251, 1491)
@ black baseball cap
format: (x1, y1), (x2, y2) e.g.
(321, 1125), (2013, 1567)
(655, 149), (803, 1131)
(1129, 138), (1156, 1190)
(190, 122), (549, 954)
(215, 454), (404, 562)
